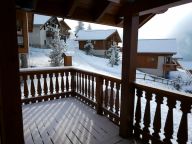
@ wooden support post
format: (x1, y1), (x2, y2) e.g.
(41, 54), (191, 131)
(119, 14), (139, 138)
(96, 76), (103, 115)
(71, 70), (76, 97)
(0, 1), (24, 144)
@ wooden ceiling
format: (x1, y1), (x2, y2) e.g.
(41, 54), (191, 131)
(16, 0), (191, 28)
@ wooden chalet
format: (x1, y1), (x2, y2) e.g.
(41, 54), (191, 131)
(41, 16), (71, 42)
(1, 0), (192, 144)
(137, 39), (178, 77)
(29, 15), (71, 48)
(76, 29), (122, 56)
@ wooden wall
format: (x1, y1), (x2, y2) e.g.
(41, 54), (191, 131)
(16, 10), (29, 53)
(79, 40), (106, 50)
(78, 32), (121, 51)
(137, 54), (158, 68)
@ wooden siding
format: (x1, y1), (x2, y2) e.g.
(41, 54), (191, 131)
(78, 31), (121, 51)
(137, 54), (158, 68)
(79, 40), (107, 50)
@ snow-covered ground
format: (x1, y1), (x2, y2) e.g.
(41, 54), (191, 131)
(26, 39), (192, 143)
(28, 39), (192, 93)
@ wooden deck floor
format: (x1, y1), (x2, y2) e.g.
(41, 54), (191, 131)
(22, 98), (136, 144)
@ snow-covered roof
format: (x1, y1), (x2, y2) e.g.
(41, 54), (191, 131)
(178, 61), (192, 70)
(138, 39), (177, 54)
(34, 14), (51, 25)
(75, 29), (117, 40)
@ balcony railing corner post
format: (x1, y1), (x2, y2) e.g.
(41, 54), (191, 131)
(96, 76), (103, 115)
(71, 70), (76, 97)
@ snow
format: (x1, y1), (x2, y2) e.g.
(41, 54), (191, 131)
(178, 60), (192, 70)
(33, 14), (50, 25)
(138, 39), (177, 54)
(75, 29), (118, 40)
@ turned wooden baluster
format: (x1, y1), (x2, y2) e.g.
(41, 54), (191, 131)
(60, 73), (64, 92)
(65, 72), (69, 97)
(163, 98), (176, 144)
(82, 73), (85, 95)
(55, 72), (59, 93)
(91, 76), (95, 100)
(143, 91), (152, 143)
(49, 73), (53, 94)
(30, 74), (35, 97)
(85, 74), (87, 97)
(152, 94), (163, 142)
(23, 75), (29, 98)
(177, 101), (191, 144)
(109, 81), (114, 112)
(43, 74), (48, 95)
(134, 88), (143, 138)
(36, 74), (42, 96)
(104, 80), (109, 108)
(88, 75), (91, 99)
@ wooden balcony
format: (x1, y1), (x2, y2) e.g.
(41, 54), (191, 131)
(20, 67), (192, 144)
(163, 63), (178, 72)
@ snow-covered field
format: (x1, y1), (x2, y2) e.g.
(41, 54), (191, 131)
(28, 39), (192, 92)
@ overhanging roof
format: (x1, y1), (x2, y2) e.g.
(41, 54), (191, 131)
(16, 0), (191, 28)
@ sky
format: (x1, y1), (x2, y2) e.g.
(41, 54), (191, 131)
(64, 2), (192, 39)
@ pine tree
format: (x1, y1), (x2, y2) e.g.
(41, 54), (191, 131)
(48, 25), (67, 66)
(75, 21), (85, 34)
(106, 42), (120, 67)
(84, 40), (94, 55)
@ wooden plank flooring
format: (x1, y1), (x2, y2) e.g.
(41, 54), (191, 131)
(22, 98), (137, 144)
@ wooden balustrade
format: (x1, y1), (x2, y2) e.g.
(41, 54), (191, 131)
(20, 67), (192, 143)
(133, 82), (192, 144)
(20, 68), (73, 104)
(75, 69), (121, 124)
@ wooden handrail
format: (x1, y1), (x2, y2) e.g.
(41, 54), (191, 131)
(133, 82), (192, 101)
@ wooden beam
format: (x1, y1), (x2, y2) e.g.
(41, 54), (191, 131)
(94, 1), (111, 22)
(139, 13), (155, 27)
(119, 14), (139, 138)
(35, 0), (66, 17)
(66, 0), (79, 17)
(108, 0), (120, 3)
(139, 0), (191, 15)
(0, 0), (24, 143)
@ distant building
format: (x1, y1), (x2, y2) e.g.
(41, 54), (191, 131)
(137, 39), (178, 77)
(29, 15), (70, 48)
(75, 29), (122, 56)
